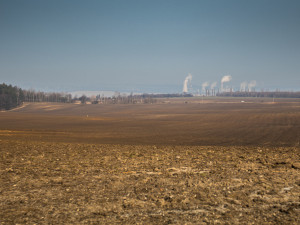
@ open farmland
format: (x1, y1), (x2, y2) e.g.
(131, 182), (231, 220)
(0, 98), (300, 146)
(0, 98), (300, 224)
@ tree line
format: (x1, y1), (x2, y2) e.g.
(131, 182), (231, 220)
(217, 91), (300, 98)
(0, 83), (73, 110)
(0, 83), (24, 110)
(74, 93), (157, 104)
(23, 89), (72, 103)
(1, 83), (163, 110)
(3, 81), (298, 110)
(73, 93), (193, 104)
(1, 82), (162, 109)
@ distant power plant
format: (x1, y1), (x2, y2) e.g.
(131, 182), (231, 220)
(182, 73), (192, 93)
(181, 74), (260, 96)
(182, 74), (234, 95)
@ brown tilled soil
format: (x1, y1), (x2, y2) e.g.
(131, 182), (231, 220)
(0, 140), (299, 224)
(0, 99), (300, 224)
(0, 100), (299, 146)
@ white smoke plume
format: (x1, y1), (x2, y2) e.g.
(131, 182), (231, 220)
(202, 81), (209, 93)
(221, 75), (232, 83)
(183, 73), (192, 93)
(221, 75), (232, 92)
(210, 82), (217, 90)
(248, 80), (257, 91)
(240, 81), (247, 92)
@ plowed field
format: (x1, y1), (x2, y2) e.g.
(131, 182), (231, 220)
(0, 98), (299, 224)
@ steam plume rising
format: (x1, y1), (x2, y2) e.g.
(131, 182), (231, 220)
(221, 75), (232, 83)
(183, 73), (192, 93)
(202, 81), (209, 93)
(221, 75), (232, 92)
(210, 82), (217, 90)
(248, 80), (257, 91)
(240, 82), (247, 92)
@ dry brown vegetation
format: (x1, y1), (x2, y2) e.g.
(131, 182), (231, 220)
(0, 98), (299, 224)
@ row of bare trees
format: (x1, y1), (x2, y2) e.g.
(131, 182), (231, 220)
(1, 82), (161, 109)
(74, 94), (157, 104)
(217, 91), (300, 98)
(23, 89), (72, 103)
(4, 81), (299, 111)
(74, 93), (193, 104)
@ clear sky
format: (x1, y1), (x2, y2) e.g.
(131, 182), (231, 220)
(1, 0), (299, 92)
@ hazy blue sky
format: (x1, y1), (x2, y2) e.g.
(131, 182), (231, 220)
(1, 0), (299, 92)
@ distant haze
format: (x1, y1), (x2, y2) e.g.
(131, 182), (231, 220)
(0, 0), (299, 92)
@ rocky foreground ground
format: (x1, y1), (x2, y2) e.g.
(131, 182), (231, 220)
(0, 140), (299, 224)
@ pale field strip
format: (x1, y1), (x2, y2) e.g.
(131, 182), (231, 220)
(121, 167), (210, 176)
(0, 103), (29, 112)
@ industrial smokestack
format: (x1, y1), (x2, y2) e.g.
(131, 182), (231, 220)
(210, 82), (217, 96)
(248, 80), (257, 92)
(183, 73), (192, 93)
(240, 82), (247, 92)
(202, 81), (209, 95)
(221, 75), (232, 92)
(210, 82), (217, 90)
